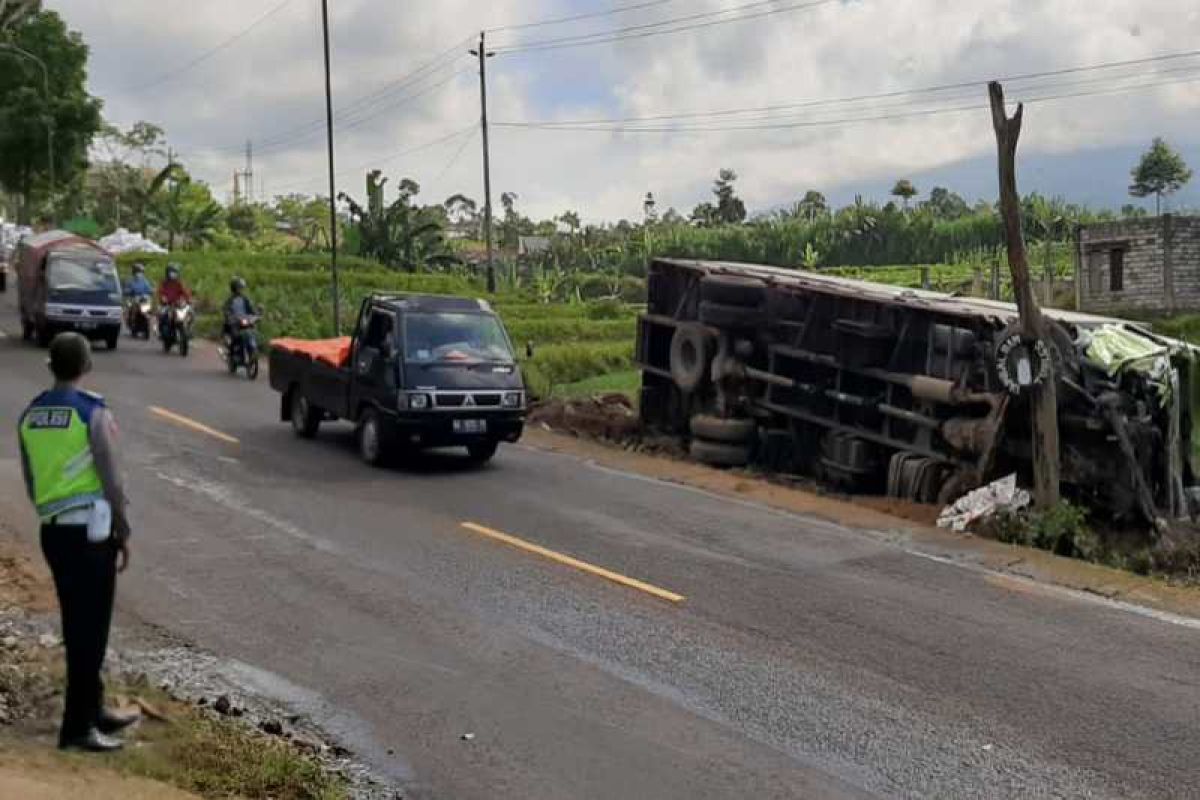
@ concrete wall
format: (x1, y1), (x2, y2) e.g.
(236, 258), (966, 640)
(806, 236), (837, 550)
(1077, 215), (1200, 314)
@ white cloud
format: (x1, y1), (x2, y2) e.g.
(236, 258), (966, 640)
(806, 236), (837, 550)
(50, 0), (1200, 221)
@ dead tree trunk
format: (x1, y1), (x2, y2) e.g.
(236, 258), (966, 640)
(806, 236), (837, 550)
(988, 81), (1061, 509)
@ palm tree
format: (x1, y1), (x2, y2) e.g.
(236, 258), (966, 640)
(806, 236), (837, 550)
(891, 179), (918, 210)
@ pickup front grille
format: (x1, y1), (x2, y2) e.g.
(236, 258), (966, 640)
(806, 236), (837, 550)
(434, 393), (502, 408)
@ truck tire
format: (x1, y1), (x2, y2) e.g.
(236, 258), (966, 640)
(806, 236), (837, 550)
(357, 409), (391, 467)
(290, 389), (321, 438)
(669, 324), (710, 394)
(699, 301), (766, 329)
(699, 274), (767, 308)
(690, 414), (756, 444)
(690, 438), (750, 468)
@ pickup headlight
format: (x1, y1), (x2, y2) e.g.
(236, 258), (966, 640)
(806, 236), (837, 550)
(398, 393), (431, 411)
(502, 391), (524, 409)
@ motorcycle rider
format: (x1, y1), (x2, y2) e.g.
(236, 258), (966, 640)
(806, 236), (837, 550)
(124, 263), (153, 298)
(222, 276), (258, 352)
(156, 263), (192, 336)
(124, 264), (155, 334)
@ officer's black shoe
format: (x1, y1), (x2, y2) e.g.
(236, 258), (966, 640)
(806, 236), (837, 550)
(97, 708), (141, 734)
(59, 727), (124, 752)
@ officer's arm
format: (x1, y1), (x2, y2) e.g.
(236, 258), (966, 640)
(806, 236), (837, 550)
(89, 408), (131, 539)
(17, 428), (35, 505)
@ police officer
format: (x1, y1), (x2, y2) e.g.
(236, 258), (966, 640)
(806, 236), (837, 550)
(18, 333), (138, 752)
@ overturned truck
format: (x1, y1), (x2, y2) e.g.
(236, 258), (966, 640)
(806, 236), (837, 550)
(636, 258), (1197, 527)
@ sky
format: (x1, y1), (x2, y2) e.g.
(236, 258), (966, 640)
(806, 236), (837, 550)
(49, 0), (1200, 223)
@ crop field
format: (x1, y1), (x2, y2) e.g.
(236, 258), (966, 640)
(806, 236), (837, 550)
(117, 253), (640, 398)
(118, 251), (1086, 401)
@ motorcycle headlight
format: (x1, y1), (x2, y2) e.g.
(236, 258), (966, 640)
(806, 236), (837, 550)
(502, 391), (524, 409)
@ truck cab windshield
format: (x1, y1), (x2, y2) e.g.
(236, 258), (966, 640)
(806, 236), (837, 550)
(404, 312), (514, 364)
(47, 255), (119, 302)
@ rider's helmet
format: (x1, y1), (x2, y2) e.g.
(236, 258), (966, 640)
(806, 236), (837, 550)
(166, 263), (181, 281)
(132, 262), (145, 275)
(230, 276), (247, 294)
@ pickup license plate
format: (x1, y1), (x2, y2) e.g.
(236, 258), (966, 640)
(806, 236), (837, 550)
(453, 419), (487, 434)
(78, 322), (98, 330)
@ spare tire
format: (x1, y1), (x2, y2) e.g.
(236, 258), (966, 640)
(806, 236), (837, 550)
(691, 414), (756, 444)
(669, 324), (711, 394)
(699, 301), (766, 329)
(700, 274), (767, 308)
(690, 439), (750, 467)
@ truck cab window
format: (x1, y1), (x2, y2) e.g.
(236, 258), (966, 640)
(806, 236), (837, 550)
(363, 311), (395, 351)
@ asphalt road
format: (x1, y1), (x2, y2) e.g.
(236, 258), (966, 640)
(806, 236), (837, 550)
(1, 293), (1198, 799)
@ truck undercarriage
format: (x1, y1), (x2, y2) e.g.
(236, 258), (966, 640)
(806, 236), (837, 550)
(636, 259), (1196, 528)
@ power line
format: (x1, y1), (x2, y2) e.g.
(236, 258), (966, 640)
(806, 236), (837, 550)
(127, 0), (298, 92)
(433, 128), (479, 184)
(267, 124), (477, 194)
(487, 0), (679, 33)
(492, 0), (840, 54)
(495, 49), (1200, 128)
(495, 71), (1200, 134)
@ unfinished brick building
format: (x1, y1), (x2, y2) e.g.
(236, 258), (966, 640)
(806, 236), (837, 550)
(1076, 215), (1200, 315)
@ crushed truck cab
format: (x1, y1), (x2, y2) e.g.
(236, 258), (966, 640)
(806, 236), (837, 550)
(270, 294), (526, 466)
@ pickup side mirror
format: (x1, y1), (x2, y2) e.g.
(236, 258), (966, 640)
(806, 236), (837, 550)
(525, 341), (535, 359)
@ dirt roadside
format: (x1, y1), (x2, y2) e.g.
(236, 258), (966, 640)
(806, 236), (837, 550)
(521, 425), (1200, 621)
(0, 524), (374, 799)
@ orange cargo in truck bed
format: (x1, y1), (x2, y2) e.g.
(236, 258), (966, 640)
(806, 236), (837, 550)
(271, 336), (352, 368)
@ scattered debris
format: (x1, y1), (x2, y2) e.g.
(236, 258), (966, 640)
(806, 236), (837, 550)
(460, 732), (475, 742)
(937, 474), (1031, 533)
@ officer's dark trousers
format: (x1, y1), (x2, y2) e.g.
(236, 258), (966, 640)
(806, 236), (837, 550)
(40, 524), (116, 744)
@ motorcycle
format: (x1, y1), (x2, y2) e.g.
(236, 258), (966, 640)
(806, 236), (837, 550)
(223, 314), (261, 380)
(159, 298), (194, 356)
(125, 294), (153, 339)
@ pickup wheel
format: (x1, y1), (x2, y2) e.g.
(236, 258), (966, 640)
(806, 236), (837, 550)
(357, 409), (390, 467)
(290, 390), (321, 438)
(466, 440), (499, 464)
(669, 324), (711, 394)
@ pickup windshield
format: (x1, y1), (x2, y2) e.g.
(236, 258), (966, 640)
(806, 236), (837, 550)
(404, 312), (514, 364)
(47, 254), (120, 302)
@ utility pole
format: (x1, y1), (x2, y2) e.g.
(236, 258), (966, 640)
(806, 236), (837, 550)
(321, 0), (341, 334)
(470, 32), (496, 293)
(988, 81), (1060, 509)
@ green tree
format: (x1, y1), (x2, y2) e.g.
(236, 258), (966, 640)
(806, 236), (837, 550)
(273, 193), (332, 250)
(795, 189), (827, 222)
(442, 193), (478, 237)
(0, 6), (102, 223)
(713, 168), (746, 224)
(225, 203), (259, 237)
(1129, 137), (1192, 215)
(339, 171), (459, 271)
(891, 179), (918, 209)
(152, 169), (221, 250)
(925, 186), (970, 220)
(85, 121), (167, 231)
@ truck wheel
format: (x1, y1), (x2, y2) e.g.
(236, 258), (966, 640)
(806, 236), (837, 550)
(357, 409), (390, 467)
(690, 438), (750, 468)
(699, 301), (766, 329)
(700, 274), (766, 308)
(290, 390), (321, 438)
(467, 440), (499, 464)
(669, 324), (711, 394)
(690, 414), (756, 444)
